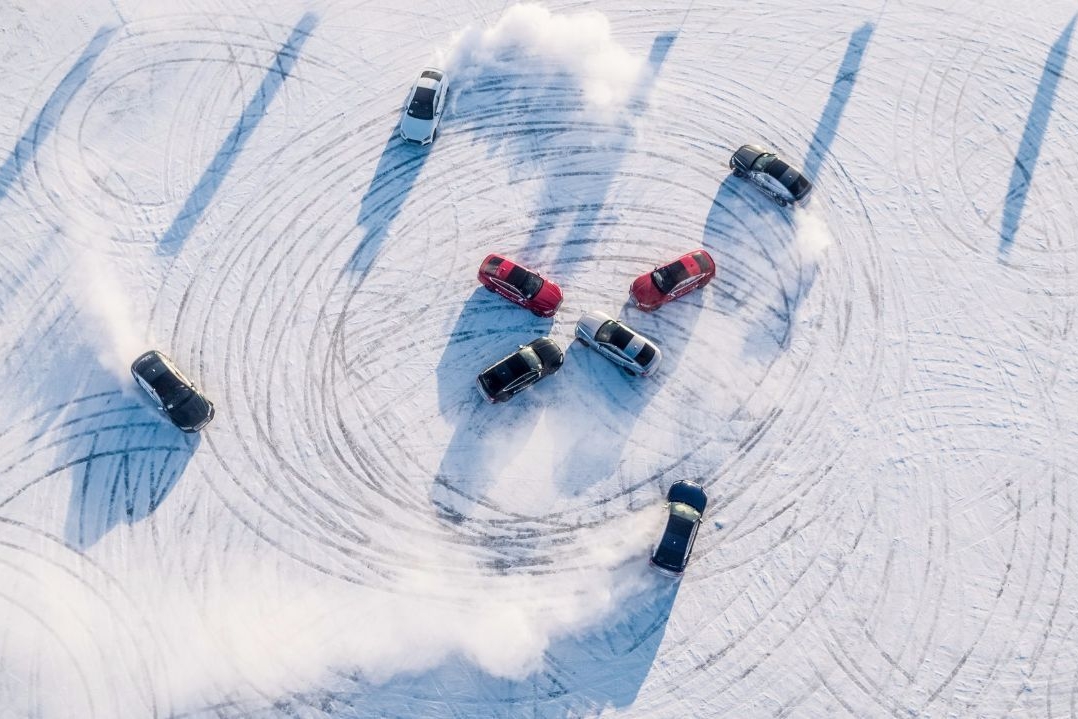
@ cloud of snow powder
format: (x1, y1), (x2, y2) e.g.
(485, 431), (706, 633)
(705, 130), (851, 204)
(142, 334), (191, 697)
(442, 3), (646, 112)
(65, 219), (149, 388)
(793, 203), (833, 262)
(0, 508), (664, 716)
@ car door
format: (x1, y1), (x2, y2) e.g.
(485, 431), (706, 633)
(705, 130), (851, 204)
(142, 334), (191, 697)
(134, 374), (163, 409)
(684, 519), (701, 566)
(435, 82), (446, 118)
(490, 277), (524, 304)
(668, 275), (701, 299)
(503, 370), (539, 397)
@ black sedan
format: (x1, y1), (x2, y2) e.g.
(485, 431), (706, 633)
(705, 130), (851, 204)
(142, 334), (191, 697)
(729, 144), (813, 207)
(131, 350), (215, 432)
(476, 337), (564, 403)
(650, 480), (708, 577)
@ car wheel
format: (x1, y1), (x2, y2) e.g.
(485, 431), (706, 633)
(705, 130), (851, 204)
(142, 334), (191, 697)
(623, 367), (637, 377)
(776, 197), (788, 207)
(731, 167), (744, 178)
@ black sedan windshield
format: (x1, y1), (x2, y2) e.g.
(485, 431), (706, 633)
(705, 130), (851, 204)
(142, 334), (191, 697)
(785, 173), (812, 198)
(482, 348), (540, 395)
(408, 87), (436, 120)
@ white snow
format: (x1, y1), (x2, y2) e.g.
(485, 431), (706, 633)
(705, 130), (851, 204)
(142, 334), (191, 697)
(0, 0), (1076, 717)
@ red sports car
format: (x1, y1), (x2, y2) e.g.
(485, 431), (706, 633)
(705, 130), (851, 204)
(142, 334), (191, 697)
(629, 249), (716, 311)
(477, 254), (563, 317)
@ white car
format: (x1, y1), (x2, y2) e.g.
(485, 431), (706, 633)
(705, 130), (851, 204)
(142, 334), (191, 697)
(399, 68), (448, 145)
(575, 310), (662, 377)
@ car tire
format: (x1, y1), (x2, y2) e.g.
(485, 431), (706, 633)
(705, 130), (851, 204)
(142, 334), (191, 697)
(623, 367), (637, 377)
(776, 197), (788, 207)
(731, 167), (744, 178)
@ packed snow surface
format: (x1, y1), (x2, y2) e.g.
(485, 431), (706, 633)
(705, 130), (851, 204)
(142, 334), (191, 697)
(0, 0), (1076, 716)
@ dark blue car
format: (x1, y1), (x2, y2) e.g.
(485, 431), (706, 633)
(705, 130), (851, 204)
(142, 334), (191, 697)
(650, 480), (708, 577)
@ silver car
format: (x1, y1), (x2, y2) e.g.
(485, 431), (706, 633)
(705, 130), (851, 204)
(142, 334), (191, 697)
(575, 310), (662, 377)
(399, 68), (448, 145)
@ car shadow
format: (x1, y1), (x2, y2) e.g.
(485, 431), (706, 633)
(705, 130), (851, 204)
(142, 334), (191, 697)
(157, 13), (318, 254)
(273, 571), (681, 717)
(431, 289), (555, 524)
(702, 176), (804, 365)
(999, 15), (1075, 256)
(349, 133), (433, 277)
(0, 25), (117, 205)
(61, 387), (200, 549)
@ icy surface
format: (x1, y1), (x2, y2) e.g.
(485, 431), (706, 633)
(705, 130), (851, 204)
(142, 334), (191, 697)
(0, 0), (1076, 717)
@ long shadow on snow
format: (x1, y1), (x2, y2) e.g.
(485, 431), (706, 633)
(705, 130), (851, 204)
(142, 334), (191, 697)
(156, 13), (318, 254)
(0, 25), (116, 205)
(703, 176), (806, 364)
(277, 574), (681, 717)
(349, 133), (432, 275)
(430, 289), (551, 546)
(536, 33), (677, 274)
(61, 372), (199, 549)
(802, 22), (873, 181)
(999, 16), (1075, 256)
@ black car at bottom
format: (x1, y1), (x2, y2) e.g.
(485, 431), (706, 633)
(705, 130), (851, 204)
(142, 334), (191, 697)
(729, 144), (813, 207)
(650, 480), (708, 577)
(131, 350), (215, 432)
(476, 337), (564, 403)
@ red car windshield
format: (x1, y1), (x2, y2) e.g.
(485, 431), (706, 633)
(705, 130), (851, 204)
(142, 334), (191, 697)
(651, 261), (692, 294)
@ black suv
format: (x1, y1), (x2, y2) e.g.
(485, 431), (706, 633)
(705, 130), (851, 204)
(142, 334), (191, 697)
(476, 337), (564, 403)
(131, 350), (215, 432)
(650, 480), (708, 577)
(729, 144), (813, 207)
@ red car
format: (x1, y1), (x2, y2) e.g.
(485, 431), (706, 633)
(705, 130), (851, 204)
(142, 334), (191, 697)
(477, 254), (563, 317)
(629, 249), (716, 311)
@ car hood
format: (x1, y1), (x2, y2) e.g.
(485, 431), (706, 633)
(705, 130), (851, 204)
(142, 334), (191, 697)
(631, 273), (663, 306)
(732, 144), (766, 169)
(532, 281), (564, 314)
(576, 310), (612, 339)
(169, 393), (213, 431)
(400, 114), (435, 141)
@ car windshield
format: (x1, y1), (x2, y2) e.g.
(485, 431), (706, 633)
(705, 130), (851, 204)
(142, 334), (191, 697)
(751, 154), (775, 172)
(483, 348), (540, 394)
(594, 321), (634, 350)
(506, 266), (543, 299)
(651, 261), (692, 294)
(786, 173), (812, 198)
(169, 393), (208, 427)
(420, 70), (443, 81)
(482, 256), (504, 274)
(407, 86), (436, 120)
(634, 343), (656, 367)
(692, 252), (713, 273)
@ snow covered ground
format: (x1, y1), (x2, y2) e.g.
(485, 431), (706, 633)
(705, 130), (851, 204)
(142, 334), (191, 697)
(0, 0), (1076, 716)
